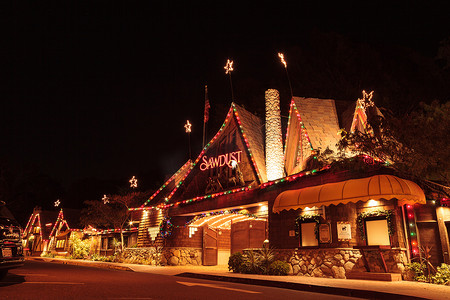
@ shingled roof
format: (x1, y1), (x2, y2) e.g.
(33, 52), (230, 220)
(233, 103), (267, 183)
(293, 97), (341, 153)
(141, 160), (193, 208)
(23, 209), (59, 240)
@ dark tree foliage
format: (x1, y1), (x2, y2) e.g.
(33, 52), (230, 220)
(81, 190), (150, 251)
(338, 101), (450, 197)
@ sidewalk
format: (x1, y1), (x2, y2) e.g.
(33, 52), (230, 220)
(27, 257), (449, 299)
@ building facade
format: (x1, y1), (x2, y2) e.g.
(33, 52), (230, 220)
(128, 90), (447, 279)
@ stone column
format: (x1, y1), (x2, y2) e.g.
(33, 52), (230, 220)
(265, 89), (284, 181)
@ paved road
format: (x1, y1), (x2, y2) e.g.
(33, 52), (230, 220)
(0, 261), (360, 300)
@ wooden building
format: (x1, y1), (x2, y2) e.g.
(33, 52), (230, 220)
(22, 207), (82, 256)
(129, 89), (447, 279)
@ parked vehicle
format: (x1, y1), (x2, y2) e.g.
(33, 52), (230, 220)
(0, 201), (24, 279)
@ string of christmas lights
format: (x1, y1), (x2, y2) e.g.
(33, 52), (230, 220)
(137, 103), (266, 211)
(48, 209), (70, 239)
(140, 160), (193, 208)
(406, 204), (419, 256)
(130, 166), (324, 212)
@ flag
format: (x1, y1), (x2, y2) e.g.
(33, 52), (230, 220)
(204, 85), (210, 123)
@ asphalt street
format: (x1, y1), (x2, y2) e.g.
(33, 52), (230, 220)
(0, 261), (359, 300)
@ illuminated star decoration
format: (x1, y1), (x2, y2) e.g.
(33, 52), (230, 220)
(129, 176), (138, 188)
(184, 120), (192, 133)
(357, 90), (375, 112)
(102, 194), (109, 204)
(224, 59), (234, 74)
(54, 199), (60, 207)
(278, 53), (287, 68)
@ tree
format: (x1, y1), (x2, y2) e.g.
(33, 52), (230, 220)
(338, 100), (450, 197)
(81, 190), (149, 252)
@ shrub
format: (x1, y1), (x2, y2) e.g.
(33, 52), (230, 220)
(228, 245), (288, 276)
(241, 250), (262, 274)
(432, 263), (450, 285)
(69, 235), (90, 259)
(259, 244), (276, 274)
(268, 260), (290, 276)
(41, 252), (55, 258)
(228, 252), (244, 273)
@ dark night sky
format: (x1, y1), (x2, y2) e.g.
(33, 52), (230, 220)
(1, 2), (449, 208)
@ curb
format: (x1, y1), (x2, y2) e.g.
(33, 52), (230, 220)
(26, 258), (430, 299)
(26, 257), (133, 272)
(176, 272), (428, 300)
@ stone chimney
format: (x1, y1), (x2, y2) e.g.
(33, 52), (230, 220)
(265, 89), (284, 181)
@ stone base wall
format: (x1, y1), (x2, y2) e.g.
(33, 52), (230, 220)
(277, 248), (408, 278)
(161, 247), (202, 266)
(123, 247), (161, 265)
(123, 247), (202, 266)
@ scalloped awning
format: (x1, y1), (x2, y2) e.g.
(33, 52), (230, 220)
(273, 175), (426, 213)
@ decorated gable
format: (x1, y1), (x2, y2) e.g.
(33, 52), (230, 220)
(350, 90), (383, 135)
(140, 160), (192, 208)
(284, 97), (340, 175)
(166, 103), (266, 203)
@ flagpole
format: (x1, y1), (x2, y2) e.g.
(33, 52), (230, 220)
(202, 85), (207, 149)
(184, 121), (192, 160)
(224, 59), (234, 101)
(278, 53), (293, 99)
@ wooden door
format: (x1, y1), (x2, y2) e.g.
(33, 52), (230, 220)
(231, 220), (267, 254)
(417, 222), (443, 266)
(203, 225), (218, 266)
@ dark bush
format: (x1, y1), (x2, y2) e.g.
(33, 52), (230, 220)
(268, 260), (290, 276)
(228, 252), (244, 273)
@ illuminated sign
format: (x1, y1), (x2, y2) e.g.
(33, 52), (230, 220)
(200, 151), (242, 171)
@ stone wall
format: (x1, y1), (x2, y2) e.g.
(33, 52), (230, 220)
(123, 247), (161, 265)
(277, 248), (408, 278)
(161, 247), (202, 266)
(123, 247), (202, 266)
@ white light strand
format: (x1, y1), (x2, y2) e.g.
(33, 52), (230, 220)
(265, 89), (284, 181)
(278, 53), (287, 68)
(224, 59), (234, 74)
(129, 176), (138, 188)
(184, 120), (192, 133)
(357, 90), (374, 112)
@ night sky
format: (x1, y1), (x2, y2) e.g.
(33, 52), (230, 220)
(1, 2), (449, 215)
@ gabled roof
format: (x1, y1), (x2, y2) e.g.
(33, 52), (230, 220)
(284, 97), (342, 175)
(137, 103), (267, 209)
(232, 104), (267, 183)
(61, 208), (82, 229)
(293, 97), (341, 152)
(23, 209), (59, 240)
(349, 91), (384, 134)
(140, 160), (193, 208)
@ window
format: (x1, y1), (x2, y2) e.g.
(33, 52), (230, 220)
(56, 239), (65, 249)
(365, 219), (390, 246)
(301, 222), (318, 247)
(101, 238), (108, 250)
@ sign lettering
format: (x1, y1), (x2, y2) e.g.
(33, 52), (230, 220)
(200, 151), (243, 171)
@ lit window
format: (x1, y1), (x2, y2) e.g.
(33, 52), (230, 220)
(300, 222), (318, 247)
(365, 219), (390, 246)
